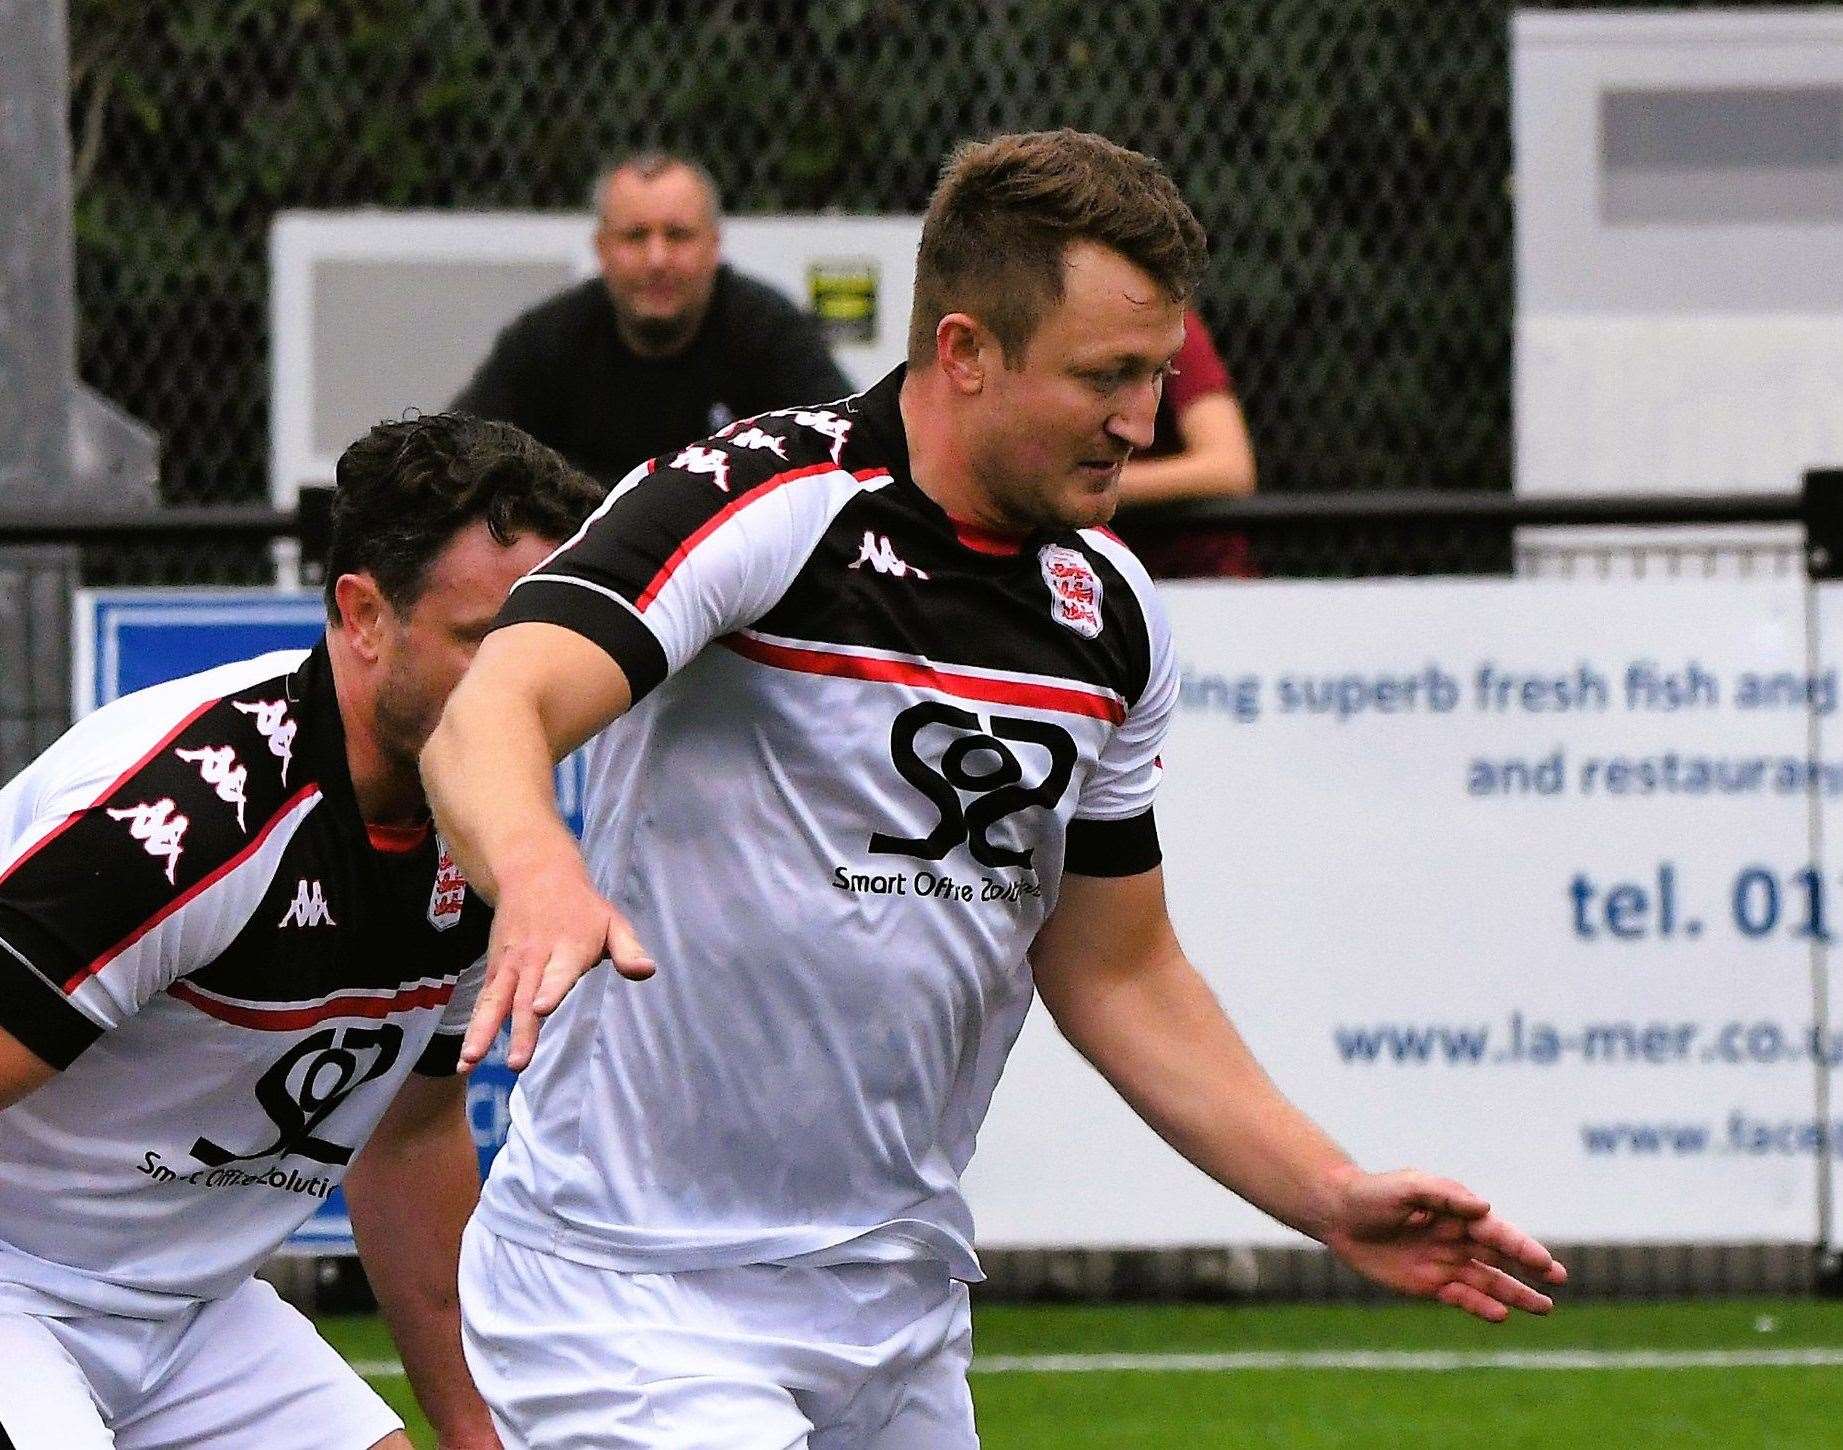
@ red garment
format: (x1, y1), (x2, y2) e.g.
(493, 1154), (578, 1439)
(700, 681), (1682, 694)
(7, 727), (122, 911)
(1146, 310), (1234, 459)
(1119, 310), (1257, 580)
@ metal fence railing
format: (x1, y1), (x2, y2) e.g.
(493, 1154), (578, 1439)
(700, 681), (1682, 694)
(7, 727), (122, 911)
(69, 0), (1761, 511)
(3, 484), (1822, 787)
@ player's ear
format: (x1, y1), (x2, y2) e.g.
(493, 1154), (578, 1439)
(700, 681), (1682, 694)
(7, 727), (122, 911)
(936, 314), (989, 396)
(332, 572), (390, 663)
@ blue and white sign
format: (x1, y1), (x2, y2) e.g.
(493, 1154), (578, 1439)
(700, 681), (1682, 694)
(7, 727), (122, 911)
(74, 588), (581, 1255)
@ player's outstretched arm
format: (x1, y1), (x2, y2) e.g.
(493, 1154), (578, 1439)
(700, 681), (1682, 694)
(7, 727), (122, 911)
(1030, 866), (1565, 1321)
(421, 621), (653, 1070)
(345, 1074), (499, 1450)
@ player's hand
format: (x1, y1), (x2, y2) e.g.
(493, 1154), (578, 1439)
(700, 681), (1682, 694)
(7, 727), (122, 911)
(1319, 1167), (1567, 1322)
(460, 858), (655, 1072)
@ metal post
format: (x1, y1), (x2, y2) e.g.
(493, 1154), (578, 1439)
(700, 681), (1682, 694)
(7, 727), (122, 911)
(1806, 469), (1843, 582)
(0, 0), (79, 783)
(0, 0), (75, 504)
(1805, 468), (1843, 1292)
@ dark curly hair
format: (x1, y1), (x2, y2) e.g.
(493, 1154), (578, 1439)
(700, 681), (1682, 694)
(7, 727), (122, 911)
(323, 413), (604, 622)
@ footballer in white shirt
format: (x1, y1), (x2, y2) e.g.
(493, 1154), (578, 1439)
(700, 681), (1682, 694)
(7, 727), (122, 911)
(0, 414), (601, 1450)
(426, 130), (1568, 1450)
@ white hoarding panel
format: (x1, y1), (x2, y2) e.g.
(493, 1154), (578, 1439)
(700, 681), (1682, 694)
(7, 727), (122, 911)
(269, 210), (920, 507)
(967, 580), (1832, 1247)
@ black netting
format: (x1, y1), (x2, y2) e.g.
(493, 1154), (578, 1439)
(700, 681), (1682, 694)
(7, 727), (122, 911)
(70, 0), (1744, 516)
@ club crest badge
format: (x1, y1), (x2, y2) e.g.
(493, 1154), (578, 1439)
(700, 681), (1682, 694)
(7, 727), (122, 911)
(429, 837), (467, 931)
(1039, 544), (1103, 638)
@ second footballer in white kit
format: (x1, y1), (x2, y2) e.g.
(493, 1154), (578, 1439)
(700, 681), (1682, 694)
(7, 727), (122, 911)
(0, 414), (602, 1450)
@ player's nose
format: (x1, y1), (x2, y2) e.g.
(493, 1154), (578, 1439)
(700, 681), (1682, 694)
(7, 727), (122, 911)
(1106, 385), (1159, 451)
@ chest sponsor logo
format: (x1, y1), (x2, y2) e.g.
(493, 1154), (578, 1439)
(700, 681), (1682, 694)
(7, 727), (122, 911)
(175, 744), (249, 831)
(848, 530), (929, 581)
(233, 699), (297, 784)
(188, 1022), (404, 1168)
(278, 878), (336, 928)
(1040, 544), (1103, 638)
(105, 798), (189, 884)
(869, 701), (1077, 872)
(670, 444), (733, 493)
(429, 838), (466, 931)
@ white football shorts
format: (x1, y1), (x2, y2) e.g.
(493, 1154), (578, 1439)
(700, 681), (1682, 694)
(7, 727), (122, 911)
(0, 1276), (401, 1450)
(459, 1220), (977, 1448)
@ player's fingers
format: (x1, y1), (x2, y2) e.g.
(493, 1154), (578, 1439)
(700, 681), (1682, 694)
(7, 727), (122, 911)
(532, 936), (612, 1017)
(1435, 1279), (1509, 1324)
(1400, 1176), (1490, 1221)
(460, 951), (519, 1069)
(603, 911), (656, 986)
(506, 949), (545, 1071)
(1460, 1259), (1555, 1316)
(1465, 1214), (1566, 1281)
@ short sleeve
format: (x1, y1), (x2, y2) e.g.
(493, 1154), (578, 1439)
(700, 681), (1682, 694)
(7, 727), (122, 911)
(1064, 567), (1177, 878)
(496, 414), (892, 702)
(0, 696), (315, 1068)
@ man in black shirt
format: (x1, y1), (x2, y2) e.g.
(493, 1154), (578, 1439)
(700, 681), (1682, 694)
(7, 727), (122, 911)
(453, 153), (851, 487)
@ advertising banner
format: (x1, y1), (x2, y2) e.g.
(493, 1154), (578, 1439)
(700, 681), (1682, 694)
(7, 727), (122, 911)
(78, 582), (1843, 1251)
(967, 580), (1836, 1247)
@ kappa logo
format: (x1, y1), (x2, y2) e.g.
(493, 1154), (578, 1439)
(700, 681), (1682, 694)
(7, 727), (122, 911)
(175, 744), (249, 831)
(727, 425), (788, 459)
(671, 445), (732, 493)
(279, 878), (336, 928)
(792, 410), (851, 463)
(233, 700), (297, 785)
(848, 531), (929, 581)
(428, 837), (466, 931)
(1038, 544), (1103, 639)
(106, 799), (189, 884)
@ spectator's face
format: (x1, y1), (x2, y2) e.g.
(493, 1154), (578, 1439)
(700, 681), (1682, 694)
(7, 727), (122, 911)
(965, 242), (1184, 532)
(595, 165), (722, 353)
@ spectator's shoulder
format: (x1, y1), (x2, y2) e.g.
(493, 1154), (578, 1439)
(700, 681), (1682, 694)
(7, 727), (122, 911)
(711, 266), (813, 337)
(497, 277), (612, 346)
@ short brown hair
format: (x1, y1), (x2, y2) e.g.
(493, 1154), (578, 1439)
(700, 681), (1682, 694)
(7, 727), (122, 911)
(908, 129), (1207, 367)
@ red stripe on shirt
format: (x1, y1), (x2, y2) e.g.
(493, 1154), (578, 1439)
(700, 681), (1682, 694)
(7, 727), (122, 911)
(0, 697), (221, 890)
(635, 465), (888, 611)
(722, 635), (1127, 724)
(62, 782), (322, 994)
(170, 977), (455, 1031)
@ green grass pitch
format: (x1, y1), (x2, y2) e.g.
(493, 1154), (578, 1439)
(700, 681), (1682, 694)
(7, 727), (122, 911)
(322, 1298), (1843, 1446)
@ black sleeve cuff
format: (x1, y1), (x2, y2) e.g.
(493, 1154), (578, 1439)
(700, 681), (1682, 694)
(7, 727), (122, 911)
(412, 1031), (465, 1077)
(1065, 808), (1162, 878)
(0, 913), (102, 1070)
(494, 578), (669, 703)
